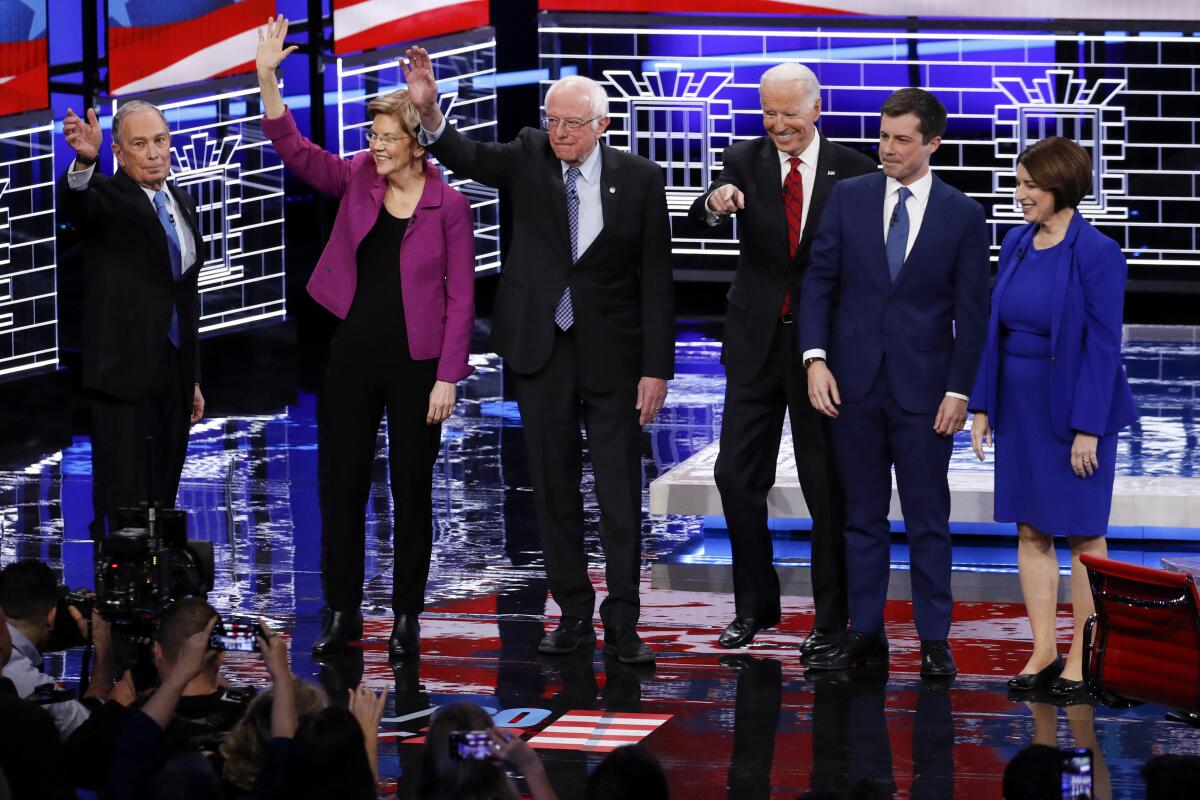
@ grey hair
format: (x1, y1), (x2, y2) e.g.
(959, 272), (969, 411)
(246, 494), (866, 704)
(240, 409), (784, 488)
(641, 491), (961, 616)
(544, 75), (609, 124)
(759, 63), (821, 110)
(112, 100), (169, 146)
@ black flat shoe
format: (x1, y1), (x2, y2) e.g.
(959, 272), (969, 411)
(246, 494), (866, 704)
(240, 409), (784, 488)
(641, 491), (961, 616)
(1050, 676), (1087, 697)
(1007, 655), (1064, 691)
(538, 616), (596, 655)
(717, 616), (778, 649)
(388, 614), (421, 659)
(312, 609), (363, 655)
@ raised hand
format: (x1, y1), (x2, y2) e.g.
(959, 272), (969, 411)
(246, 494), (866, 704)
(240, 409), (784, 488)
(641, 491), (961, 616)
(63, 107), (102, 161)
(257, 15), (298, 76)
(400, 46), (439, 112)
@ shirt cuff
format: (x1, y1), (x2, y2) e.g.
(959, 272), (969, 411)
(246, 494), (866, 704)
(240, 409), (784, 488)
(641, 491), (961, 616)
(67, 161), (95, 189)
(802, 349), (827, 363)
(703, 205), (723, 226)
(418, 116), (447, 146)
(945, 392), (969, 402)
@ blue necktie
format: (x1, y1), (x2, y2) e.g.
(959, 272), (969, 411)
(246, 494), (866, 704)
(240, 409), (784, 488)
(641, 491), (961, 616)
(154, 190), (183, 347)
(554, 166), (581, 331)
(886, 186), (912, 283)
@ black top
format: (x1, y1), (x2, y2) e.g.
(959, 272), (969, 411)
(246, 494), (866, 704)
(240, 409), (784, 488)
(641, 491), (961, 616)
(340, 205), (411, 362)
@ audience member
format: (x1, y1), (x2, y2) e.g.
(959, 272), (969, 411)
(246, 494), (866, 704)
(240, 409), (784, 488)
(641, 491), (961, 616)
(416, 701), (558, 800)
(1142, 754), (1200, 799)
(1002, 744), (1062, 800)
(220, 678), (329, 795)
(584, 744), (668, 800)
(0, 559), (117, 736)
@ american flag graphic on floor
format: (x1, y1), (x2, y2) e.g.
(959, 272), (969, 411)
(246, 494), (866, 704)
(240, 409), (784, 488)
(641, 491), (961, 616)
(528, 711), (673, 753)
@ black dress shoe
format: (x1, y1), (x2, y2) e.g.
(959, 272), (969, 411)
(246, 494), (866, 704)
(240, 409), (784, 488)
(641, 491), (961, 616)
(798, 628), (840, 659)
(1049, 676), (1088, 697)
(804, 631), (889, 671)
(1007, 654), (1064, 691)
(717, 616), (778, 649)
(538, 616), (596, 655)
(603, 625), (656, 664)
(388, 614), (421, 659)
(312, 609), (363, 655)
(919, 640), (957, 678)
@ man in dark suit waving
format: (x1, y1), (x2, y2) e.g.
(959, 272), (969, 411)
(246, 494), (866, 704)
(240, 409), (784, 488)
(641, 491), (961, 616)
(60, 102), (205, 539)
(403, 47), (674, 663)
(800, 89), (989, 676)
(688, 63), (875, 653)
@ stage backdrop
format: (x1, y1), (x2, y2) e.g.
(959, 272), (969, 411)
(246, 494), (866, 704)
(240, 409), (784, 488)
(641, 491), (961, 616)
(332, 0), (488, 55)
(537, 0), (1200, 21)
(107, 0), (274, 97)
(0, 0), (49, 116)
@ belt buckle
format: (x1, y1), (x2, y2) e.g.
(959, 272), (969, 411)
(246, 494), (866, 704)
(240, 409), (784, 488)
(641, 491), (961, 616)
(779, 312), (795, 325)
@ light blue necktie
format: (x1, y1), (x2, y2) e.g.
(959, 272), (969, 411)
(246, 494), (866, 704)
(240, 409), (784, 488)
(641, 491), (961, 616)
(554, 166), (581, 331)
(153, 190), (182, 347)
(886, 186), (912, 283)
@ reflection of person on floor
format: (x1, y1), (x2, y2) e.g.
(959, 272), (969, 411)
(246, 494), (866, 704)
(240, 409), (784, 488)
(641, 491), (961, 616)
(254, 17), (476, 659)
(1026, 700), (1112, 800)
(806, 670), (955, 800)
(970, 137), (1138, 700)
(687, 63), (875, 654)
(403, 46), (674, 665)
(801, 88), (990, 677)
(722, 655), (782, 798)
(60, 100), (205, 539)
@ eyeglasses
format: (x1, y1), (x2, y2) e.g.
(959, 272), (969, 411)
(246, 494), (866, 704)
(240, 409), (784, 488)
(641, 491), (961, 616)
(365, 131), (412, 147)
(540, 116), (601, 132)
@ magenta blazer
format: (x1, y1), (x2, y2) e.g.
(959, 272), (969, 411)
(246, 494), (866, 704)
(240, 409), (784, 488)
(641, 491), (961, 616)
(261, 108), (475, 383)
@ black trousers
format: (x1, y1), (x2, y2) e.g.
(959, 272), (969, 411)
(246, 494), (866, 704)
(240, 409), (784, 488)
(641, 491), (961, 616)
(88, 343), (190, 537)
(510, 330), (643, 629)
(714, 320), (847, 629)
(319, 337), (441, 614)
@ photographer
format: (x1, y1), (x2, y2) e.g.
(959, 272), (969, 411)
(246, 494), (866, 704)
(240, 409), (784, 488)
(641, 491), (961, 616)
(0, 559), (119, 737)
(66, 598), (257, 790)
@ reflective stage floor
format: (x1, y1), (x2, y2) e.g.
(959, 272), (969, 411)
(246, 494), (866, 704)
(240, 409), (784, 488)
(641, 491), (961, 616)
(2, 325), (1199, 798)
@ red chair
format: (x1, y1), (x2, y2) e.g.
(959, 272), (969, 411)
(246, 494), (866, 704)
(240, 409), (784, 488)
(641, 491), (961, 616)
(1081, 553), (1200, 719)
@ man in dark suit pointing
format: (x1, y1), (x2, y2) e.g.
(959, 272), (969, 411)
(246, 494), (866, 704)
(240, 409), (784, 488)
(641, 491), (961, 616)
(60, 102), (205, 539)
(689, 63), (876, 653)
(404, 47), (674, 663)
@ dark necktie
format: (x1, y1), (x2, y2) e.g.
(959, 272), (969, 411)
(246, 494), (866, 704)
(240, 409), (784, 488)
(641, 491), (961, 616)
(780, 156), (803, 316)
(886, 186), (912, 283)
(153, 190), (182, 347)
(554, 166), (581, 331)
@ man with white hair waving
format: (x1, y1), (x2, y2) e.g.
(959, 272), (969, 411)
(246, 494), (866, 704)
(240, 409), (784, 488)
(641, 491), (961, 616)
(403, 48), (674, 663)
(688, 63), (875, 654)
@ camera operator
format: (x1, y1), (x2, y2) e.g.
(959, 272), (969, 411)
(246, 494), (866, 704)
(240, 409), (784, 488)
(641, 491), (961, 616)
(65, 597), (257, 790)
(0, 559), (119, 737)
(0, 608), (75, 799)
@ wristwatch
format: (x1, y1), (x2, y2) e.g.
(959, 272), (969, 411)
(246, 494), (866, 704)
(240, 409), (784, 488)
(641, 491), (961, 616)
(74, 152), (99, 166)
(803, 356), (825, 370)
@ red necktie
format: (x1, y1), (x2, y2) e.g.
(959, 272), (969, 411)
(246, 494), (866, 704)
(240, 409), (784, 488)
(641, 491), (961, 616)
(780, 156), (804, 316)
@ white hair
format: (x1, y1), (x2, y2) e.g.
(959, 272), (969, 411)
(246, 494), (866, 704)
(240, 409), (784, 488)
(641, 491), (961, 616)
(112, 100), (169, 146)
(759, 63), (821, 109)
(544, 75), (609, 124)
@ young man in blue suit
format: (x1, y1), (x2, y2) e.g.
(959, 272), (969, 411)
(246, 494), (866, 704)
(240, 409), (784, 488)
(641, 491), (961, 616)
(799, 89), (990, 677)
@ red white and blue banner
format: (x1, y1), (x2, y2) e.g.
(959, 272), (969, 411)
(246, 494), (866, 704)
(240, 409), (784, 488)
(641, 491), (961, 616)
(107, 0), (274, 97)
(332, 0), (488, 56)
(537, 0), (1199, 20)
(0, 0), (49, 116)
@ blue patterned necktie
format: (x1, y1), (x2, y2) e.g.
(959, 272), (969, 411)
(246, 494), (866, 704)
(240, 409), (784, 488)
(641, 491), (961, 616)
(154, 190), (182, 347)
(554, 166), (581, 331)
(885, 186), (912, 283)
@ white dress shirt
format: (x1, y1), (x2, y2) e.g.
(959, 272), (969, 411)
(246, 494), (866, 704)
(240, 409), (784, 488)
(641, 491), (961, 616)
(803, 168), (968, 403)
(67, 160), (198, 273)
(2, 623), (91, 737)
(705, 135), (821, 249)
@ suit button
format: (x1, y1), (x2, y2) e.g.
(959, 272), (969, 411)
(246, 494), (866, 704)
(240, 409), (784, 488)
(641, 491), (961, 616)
(1051, 354), (1056, 360)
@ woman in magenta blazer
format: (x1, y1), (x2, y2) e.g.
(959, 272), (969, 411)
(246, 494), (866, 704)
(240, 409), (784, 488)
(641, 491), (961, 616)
(257, 17), (474, 658)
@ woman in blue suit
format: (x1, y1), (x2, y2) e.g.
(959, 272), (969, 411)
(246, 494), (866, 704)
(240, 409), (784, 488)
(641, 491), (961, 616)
(970, 137), (1137, 698)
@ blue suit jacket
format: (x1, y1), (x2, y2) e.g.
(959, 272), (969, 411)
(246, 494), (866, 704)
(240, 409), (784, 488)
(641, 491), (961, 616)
(799, 171), (990, 414)
(969, 213), (1138, 441)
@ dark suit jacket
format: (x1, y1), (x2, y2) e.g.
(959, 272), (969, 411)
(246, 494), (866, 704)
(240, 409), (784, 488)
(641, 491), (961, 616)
(969, 213), (1138, 440)
(59, 167), (202, 401)
(687, 133), (876, 384)
(427, 124), (674, 390)
(799, 171), (990, 414)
